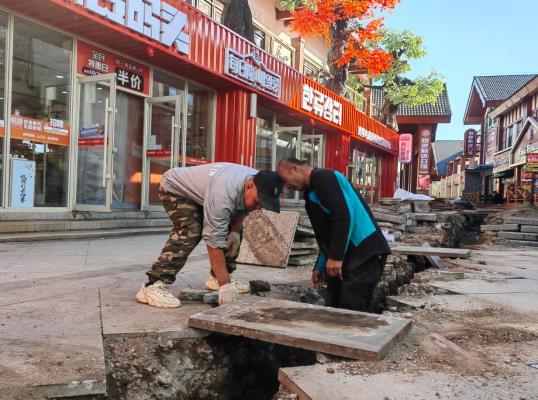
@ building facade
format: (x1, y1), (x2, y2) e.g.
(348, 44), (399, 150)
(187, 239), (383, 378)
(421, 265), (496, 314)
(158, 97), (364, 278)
(488, 76), (538, 206)
(0, 0), (399, 213)
(463, 74), (537, 202)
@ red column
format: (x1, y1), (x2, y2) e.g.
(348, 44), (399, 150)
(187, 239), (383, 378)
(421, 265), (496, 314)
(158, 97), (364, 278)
(325, 132), (350, 175)
(214, 89), (257, 167)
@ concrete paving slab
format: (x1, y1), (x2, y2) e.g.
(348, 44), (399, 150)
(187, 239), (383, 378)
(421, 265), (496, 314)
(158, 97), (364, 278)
(101, 302), (211, 337)
(188, 297), (412, 360)
(429, 278), (538, 295)
(386, 294), (496, 312)
(473, 292), (538, 314)
(236, 210), (299, 268)
(99, 283), (187, 306)
(0, 335), (106, 398)
(278, 367), (491, 400)
(391, 246), (470, 258)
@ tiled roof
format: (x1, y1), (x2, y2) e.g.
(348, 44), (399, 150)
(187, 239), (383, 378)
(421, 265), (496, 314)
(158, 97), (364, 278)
(371, 86), (452, 116)
(473, 74), (537, 102)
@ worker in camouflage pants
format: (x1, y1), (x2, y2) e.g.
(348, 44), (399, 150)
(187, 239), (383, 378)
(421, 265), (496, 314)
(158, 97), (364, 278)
(147, 187), (237, 285)
(136, 163), (283, 308)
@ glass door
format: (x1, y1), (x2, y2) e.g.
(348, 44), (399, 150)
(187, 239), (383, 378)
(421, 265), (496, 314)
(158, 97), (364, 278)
(301, 134), (324, 168)
(275, 126), (301, 201)
(75, 74), (116, 211)
(141, 96), (182, 210)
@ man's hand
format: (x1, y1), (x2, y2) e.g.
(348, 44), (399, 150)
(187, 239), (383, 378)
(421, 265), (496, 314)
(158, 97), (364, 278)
(326, 258), (343, 279)
(218, 283), (239, 305)
(311, 270), (325, 288)
(224, 231), (241, 258)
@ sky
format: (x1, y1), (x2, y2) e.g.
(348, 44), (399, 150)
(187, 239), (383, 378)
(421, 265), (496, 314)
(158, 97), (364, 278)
(381, 0), (538, 140)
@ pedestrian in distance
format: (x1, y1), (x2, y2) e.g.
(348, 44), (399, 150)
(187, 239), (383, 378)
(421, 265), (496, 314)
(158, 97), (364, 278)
(277, 158), (390, 312)
(137, 162), (283, 308)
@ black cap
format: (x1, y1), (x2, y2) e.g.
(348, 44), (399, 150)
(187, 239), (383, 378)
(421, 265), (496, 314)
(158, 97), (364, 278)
(253, 171), (284, 213)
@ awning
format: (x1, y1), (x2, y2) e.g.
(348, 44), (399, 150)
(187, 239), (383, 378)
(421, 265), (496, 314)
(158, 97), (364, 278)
(492, 169), (514, 179)
(468, 164), (493, 171)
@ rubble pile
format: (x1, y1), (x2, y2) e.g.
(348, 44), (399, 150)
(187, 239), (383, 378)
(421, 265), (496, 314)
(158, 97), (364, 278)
(288, 215), (319, 266)
(373, 198), (440, 241)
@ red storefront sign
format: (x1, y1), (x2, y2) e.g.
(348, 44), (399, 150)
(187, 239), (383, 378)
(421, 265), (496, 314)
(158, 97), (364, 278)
(464, 128), (477, 157)
(8, 115), (70, 147)
(398, 133), (413, 163)
(418, 129), (431, 173)
(77, 41), (150, 95)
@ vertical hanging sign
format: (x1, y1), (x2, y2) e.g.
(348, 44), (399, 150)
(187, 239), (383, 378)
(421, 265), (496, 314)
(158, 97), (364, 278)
(398, 133), (413, 163)
(418, 128), (431, 174)
(464, 129), (477, 158)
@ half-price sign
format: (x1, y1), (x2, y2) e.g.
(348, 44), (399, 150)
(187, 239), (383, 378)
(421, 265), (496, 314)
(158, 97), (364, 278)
(77, 41), (150, 95)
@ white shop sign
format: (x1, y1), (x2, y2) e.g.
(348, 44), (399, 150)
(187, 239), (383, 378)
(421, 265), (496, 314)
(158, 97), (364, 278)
(358, 127), (392, 150)
(10, 158), (36, 208)
(224, 49), (282, 99)
(73, 0), (189, 54)
(301, 84), (342, 125)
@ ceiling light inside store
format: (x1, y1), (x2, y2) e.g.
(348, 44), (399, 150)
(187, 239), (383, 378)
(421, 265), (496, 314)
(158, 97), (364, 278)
(56, 75), (64, 79)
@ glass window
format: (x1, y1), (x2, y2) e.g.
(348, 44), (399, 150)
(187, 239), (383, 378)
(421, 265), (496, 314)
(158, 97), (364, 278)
(10, 18), (72, 207)
(186, 83), (213, 165)
(153, 69), (185, 97)
(113, 91), (144, 209)
(255, 108), (274, 170)
(0, 13), (7, 205)
(254, 28), (267, 51)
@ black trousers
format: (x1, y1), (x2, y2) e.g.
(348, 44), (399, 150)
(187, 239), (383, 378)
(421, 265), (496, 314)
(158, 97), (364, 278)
(325, 254), (386, 312)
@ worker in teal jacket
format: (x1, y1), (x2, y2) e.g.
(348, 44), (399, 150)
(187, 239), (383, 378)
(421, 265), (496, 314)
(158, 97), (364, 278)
(277, 158), (390, 312)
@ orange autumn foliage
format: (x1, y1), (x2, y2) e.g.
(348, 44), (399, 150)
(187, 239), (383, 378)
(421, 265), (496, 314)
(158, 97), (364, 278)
(291, 0), (399, 75)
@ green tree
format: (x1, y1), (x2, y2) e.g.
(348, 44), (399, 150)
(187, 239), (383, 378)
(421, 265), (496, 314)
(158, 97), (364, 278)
(364, 28), (445, 129)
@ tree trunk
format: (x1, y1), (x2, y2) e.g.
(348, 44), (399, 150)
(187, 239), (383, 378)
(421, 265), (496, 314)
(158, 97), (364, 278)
(379, 97), (399, 130)
(326, 20), (349, 96)
(223, 0), (254, 42)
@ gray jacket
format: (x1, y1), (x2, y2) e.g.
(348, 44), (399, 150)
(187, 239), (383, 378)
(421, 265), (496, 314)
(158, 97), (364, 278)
(160, 163), (257, 248)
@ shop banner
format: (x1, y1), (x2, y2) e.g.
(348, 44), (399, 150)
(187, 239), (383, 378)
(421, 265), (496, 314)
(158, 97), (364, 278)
(301, 83), (343, 126)
(493, 150), (512, 173)
(77, 41), (150, 95)
(485, 126), (497, 165)
(10, 158), (35, 208)
(418, 128), (431, 173)
(398, 133), (413, 163)
(78, 123), (105, 147)
(10, 115), (70, 146)
(525, 153), (538, 172)
(464, 129), (477, 157)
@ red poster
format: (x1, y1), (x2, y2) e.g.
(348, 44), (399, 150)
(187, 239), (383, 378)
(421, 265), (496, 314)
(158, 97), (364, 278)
(10, 115), (70, 147)
(398, 133), (413, 163)
(417, 174), (431, 191)
(77, 41), (150, 95)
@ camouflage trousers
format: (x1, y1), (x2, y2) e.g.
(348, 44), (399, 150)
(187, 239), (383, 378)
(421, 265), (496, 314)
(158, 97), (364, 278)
(146, 187), (237, 284)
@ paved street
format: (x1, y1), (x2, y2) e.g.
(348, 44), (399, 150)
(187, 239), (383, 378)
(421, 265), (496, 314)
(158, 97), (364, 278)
(0, 234), (311, 398)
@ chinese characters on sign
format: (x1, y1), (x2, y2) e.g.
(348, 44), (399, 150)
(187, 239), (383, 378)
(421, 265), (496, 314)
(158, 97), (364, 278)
(10, 115), (70, 146)
(77, 41), (150, 95)
(358, 127), (392, 150)
(10, 159), (36, 208)
(301, 84), (343, 126)
(485, 127), (497, 165)
(418, 129), (431, 173)
(398, 133), (413, 163)
(224, 49), (281, 98)
(73, 0), (189, 54)
(464, 129), (477, 157)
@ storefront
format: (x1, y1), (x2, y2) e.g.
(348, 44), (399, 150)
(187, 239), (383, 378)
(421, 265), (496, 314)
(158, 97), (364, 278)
(0, 0), (398, 212)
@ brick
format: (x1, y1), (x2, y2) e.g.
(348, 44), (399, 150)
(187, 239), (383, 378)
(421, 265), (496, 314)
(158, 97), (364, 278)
(520, 225), (538, 233)
(507, 240), (538, 247)
(504, 217), (538, 226)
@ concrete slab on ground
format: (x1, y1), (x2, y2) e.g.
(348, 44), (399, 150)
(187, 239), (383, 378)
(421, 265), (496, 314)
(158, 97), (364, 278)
(391, 246), (470, 258)
(480, 224), (519, 232)
(429, 277), (538, 295)
(188, 297), (412, 360)
(0, 335), (106, 399)
(99, 284), (213, 337)
(278, 367), (491, 400)
(504, 217), (538, 226)
(386, 294), (496, 312)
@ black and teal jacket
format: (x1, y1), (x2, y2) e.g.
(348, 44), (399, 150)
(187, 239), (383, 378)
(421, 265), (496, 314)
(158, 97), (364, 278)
(305, 168), (391, 272)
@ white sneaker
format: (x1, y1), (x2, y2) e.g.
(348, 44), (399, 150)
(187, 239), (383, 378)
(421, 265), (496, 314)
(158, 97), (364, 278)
(205, 275), (250, 294)
(136, 281), (181, 308)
